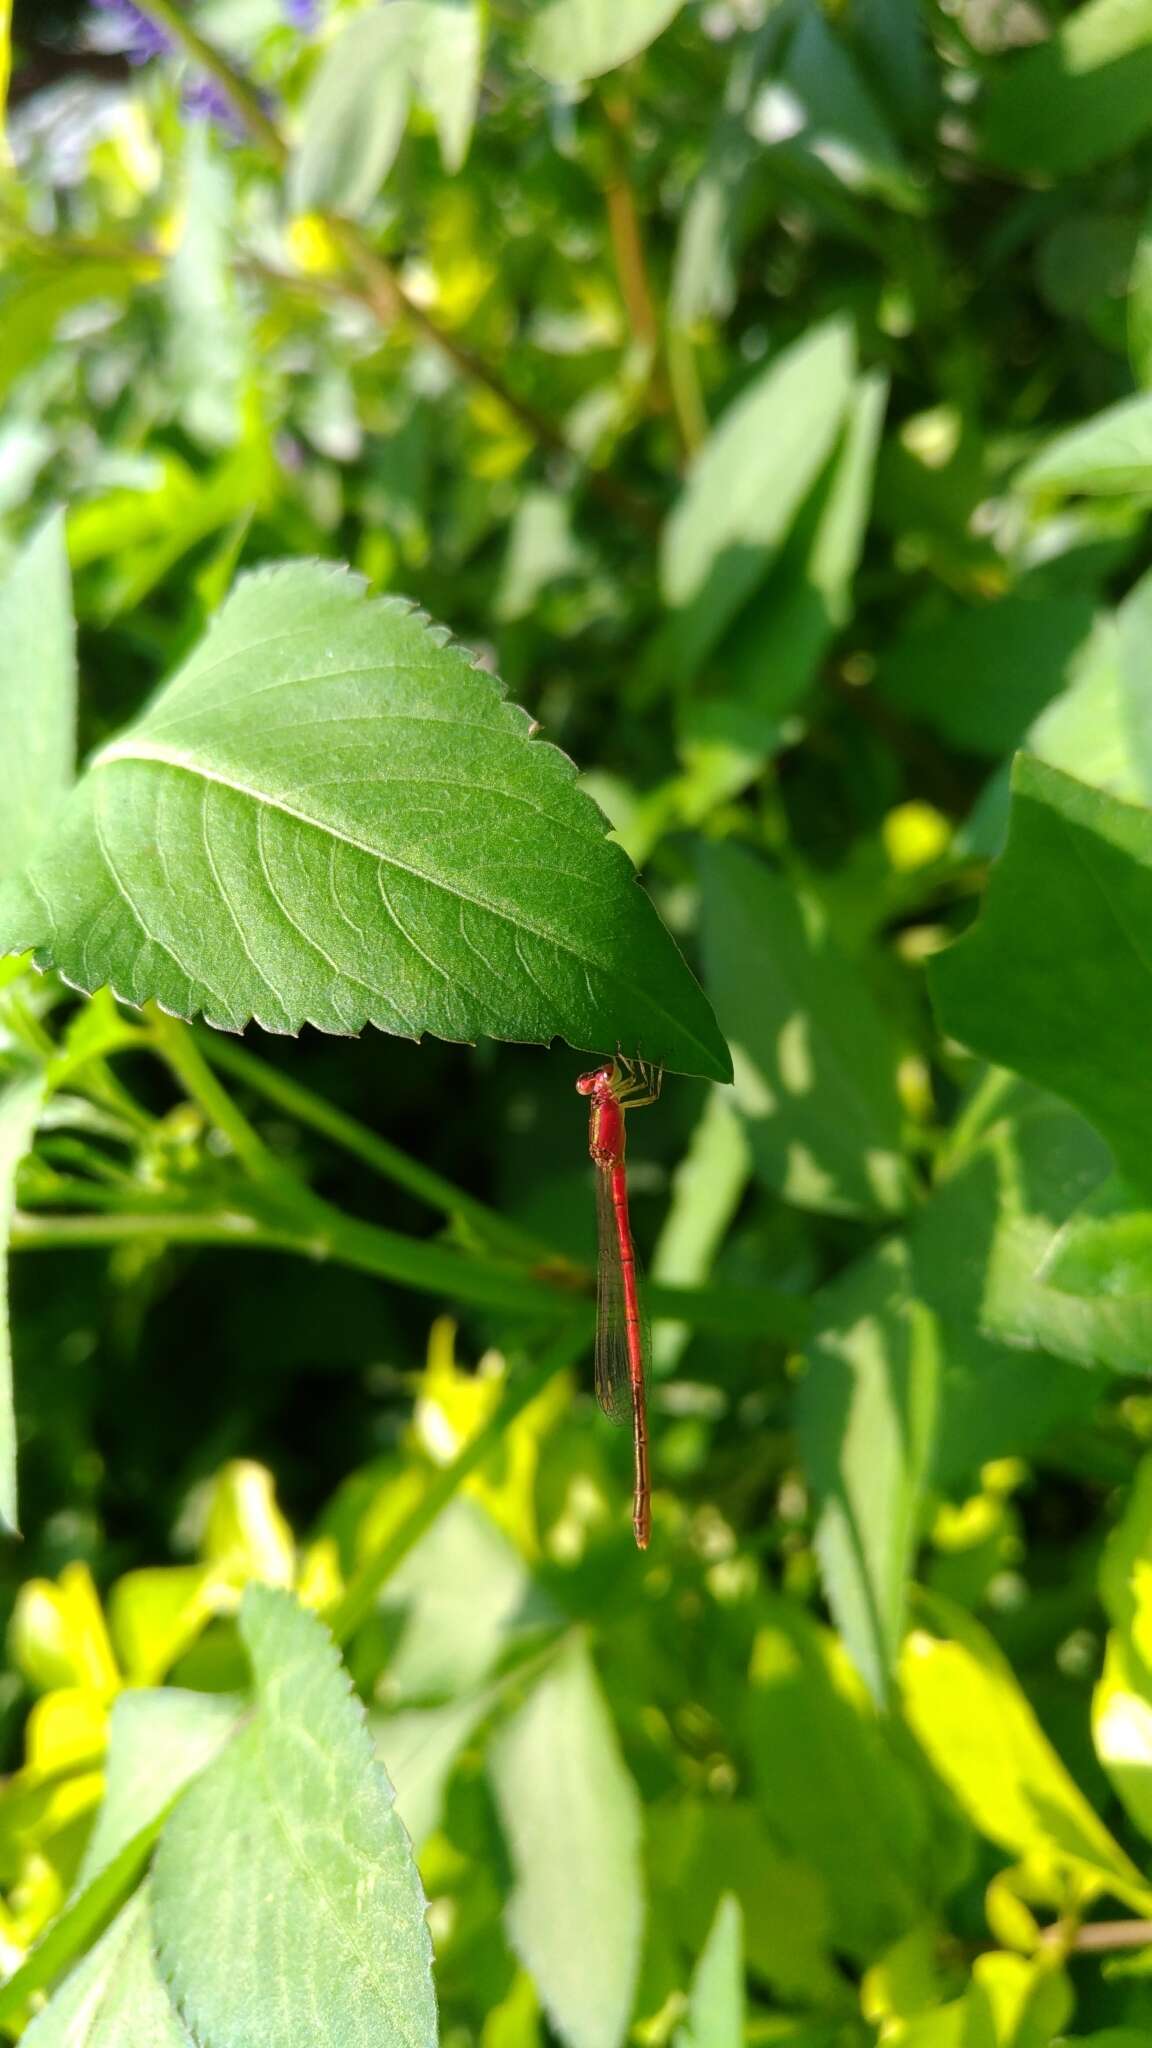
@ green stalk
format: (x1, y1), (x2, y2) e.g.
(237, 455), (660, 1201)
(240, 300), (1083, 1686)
(13, 1201), (805, 1337)
(145, 1009), (277, 1182)
(199, 1033), (554, 1264)
(137, 0), (288, 165)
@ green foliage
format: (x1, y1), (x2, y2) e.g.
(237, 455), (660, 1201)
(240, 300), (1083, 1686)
(153, 1586), (436, 2048)
(0, 562), (727, 1078)
(489, 1635), (643, 2048)
(8, 0), (1152, 2042)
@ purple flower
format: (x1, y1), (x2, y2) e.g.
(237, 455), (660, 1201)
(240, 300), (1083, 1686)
(282, 0), (320, 29)
(91, 0), (172, 65)
(181, 75), (244, 136)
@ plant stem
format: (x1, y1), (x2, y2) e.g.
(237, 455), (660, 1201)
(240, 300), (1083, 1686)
(1040, 1918), (1152, 1953)
(12, 1209), (289, 1250)
(665, 325), (708, 456)
(598, 89), (705, 469)
(12, 1199), (567, 1316)
(144, 1008), (276, 1181)
(11, 1200), (806, 1338)
(138, 0), (287, 165)
(328, 1315), (591, 1642)
(198, 1032), (554, 1262)
(600, 96), (659, 357)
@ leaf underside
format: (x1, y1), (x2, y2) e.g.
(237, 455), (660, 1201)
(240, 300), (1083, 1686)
(0, 563), (731, 1082)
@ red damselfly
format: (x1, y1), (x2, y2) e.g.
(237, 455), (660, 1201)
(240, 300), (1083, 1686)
(576, 1056), (663, 1548)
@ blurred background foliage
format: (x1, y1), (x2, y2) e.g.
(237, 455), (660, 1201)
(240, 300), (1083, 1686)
(8, 0), (1152, 2042)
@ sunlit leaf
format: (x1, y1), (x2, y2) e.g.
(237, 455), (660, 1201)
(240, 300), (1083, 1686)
(1093, 1635), (1152, 1844)
(673, 1893), (743, 2048)
(660, 320), (855, 677)
(21, 1888), (191, 2048)
(0, 1813), (171, 2027)
(892, 1952), (1071, 2048)
(525, 0), (682, 83)
(289, 0), (484, 216)
(932, 757), (1152, 1194)
(489, 1634), (644, 2048)
(372, 1690), (489, 1849)
(0, 562), (731, 1080)
(79, 1689), (241, 1885)
(797, 1239), (939, 1706)
(701, 843), (909, 1216)
(745, 1598), (968, 1961)
(1018, 389), (1152, 496)
(0, 511), (75, 881)
(902, 1596), (1152, 1912)
(152, 1584), (436, 2048)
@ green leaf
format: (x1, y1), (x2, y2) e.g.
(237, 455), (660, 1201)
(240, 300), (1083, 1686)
(166, 124), (248, 451)
(981, 0), (1152, 175)
(288, 8), (415, 215)
(932, 756), (1152, 1192)
(669, 31), (773, 328)
(902, 1595), (1152, 1912)
(78, 1689), (242, 1886)
(650, 1084), (752, 1372)
(660, 320), (855, 678)
(489, 1633), (644, 2048)
(0, 562), (730, 1081)
(701, 843), (910, 1216)
(372, 1690), (489, 1849)
(1101, 1450), (1152, 1641)
(152, 1584), (436, 2048)
(0, 260), (143, 410)
(0, 1812), (170, 2027)
(1019, 603), (1152, 815)
(765, 7), (919, 210)
(66, 439), (274, 622)
(383, 1497), (547, 1697)
(1018, 389), (1152, 496)
(916, 1089), (1140, 1381)
(673, 1893), (743, 2048)
(0, 511), (75, 880)
(878, 593), (1095, 757)
(647, 1800), (840, 2007)
(892, 1952), (1071, 2048)
(687, 370), (887, 760)
(1093, 1635), (1152, 1844)
(524, 0), (682, 84)
(415, 0), (485, 173)
(21, 1888), (191, 2048)
(289, 1), (483, 216)
(797, 1239), (939, 1706)
(745, 1598), (968, 1961)
(0, 1066), (45, 1533)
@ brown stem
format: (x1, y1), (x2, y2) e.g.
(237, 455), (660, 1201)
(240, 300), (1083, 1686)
(600, 99), (659, 355)
(600, 90), (699, 464)
(1055, 1919), (1152, 1953)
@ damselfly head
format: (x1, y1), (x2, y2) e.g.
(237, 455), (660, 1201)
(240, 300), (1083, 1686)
(575, 1065), (614, 1097)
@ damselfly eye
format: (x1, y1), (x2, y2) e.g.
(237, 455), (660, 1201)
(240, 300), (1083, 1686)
(576, 1066), (613, 1096)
